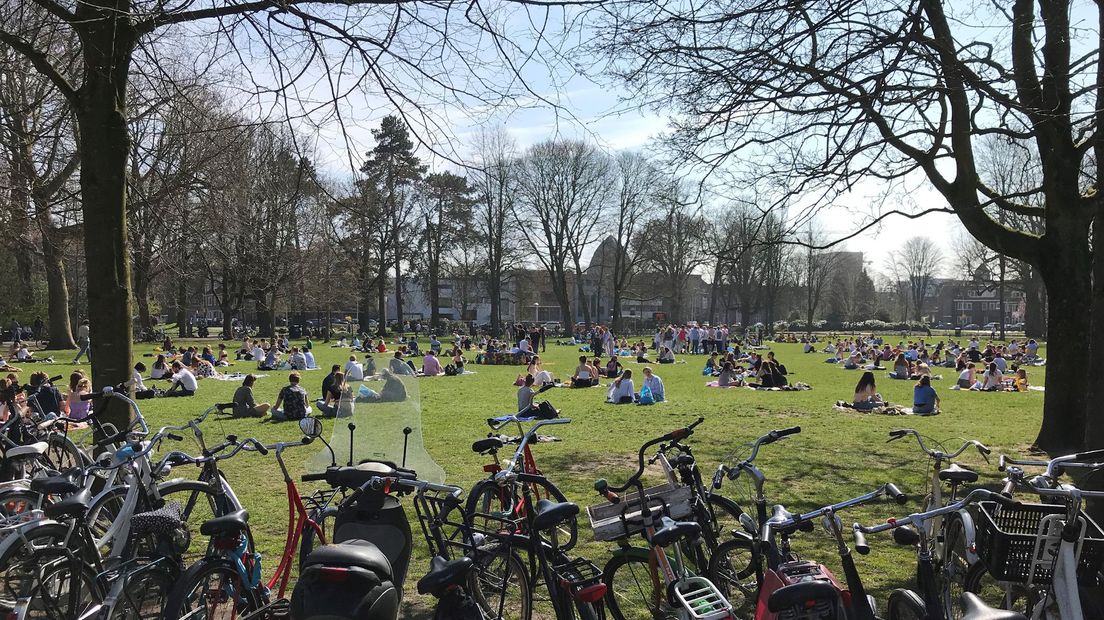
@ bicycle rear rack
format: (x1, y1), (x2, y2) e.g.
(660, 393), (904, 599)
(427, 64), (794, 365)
(672, 576), (732, 620)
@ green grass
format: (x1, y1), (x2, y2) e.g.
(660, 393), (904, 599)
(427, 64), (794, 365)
(21, 336), (1045, 616)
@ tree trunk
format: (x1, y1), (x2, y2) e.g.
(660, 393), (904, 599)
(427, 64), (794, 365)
(377, 279), (388, 336)
(1023, 269), (1047, 338)
(1084, 208), (1104, 450)
(8, 153), (36, 307)
(1033, 252), (1092, 454)
(132, 262), (152, 333)
(175, 278), (189, 337)
(489, 274), (501, 337)
(394, 261), (404, 331)
(573, 260), (592, 326)
(42, 229), (75, 349)
(221, 311), (234, 341)
(256, 305), (274, 338)
(75, 8), (136, 391)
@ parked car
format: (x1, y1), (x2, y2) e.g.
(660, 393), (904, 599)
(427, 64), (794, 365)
(964, 323), (980, 329)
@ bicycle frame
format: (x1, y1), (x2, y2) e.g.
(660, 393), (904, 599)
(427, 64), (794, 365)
(266, 439), (326, 598)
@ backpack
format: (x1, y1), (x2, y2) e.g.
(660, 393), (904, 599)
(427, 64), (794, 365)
(444, 364), (457, 376)
(535, 400), (559, 419)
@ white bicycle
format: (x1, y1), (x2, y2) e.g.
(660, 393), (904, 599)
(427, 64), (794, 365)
(965, 451), (1104, 620)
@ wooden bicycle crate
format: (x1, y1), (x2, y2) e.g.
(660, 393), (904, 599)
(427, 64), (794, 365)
(586, 482), (694, 542)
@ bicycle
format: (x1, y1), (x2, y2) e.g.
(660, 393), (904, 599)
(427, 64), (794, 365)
(163, 417), (335, 619)
(593, 417), (734, 620)
(854, 486), (1025, 620)
(467, 413), (579, 551)
(886, 428), (993, 617)
(963, 450), (1104, 619)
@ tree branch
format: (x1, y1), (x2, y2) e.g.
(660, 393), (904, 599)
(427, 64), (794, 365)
(0, 29), (79, 103)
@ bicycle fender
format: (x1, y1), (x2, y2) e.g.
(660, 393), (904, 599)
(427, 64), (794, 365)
(956, 509), (979, 564)
(610, 544), (652, 562)
(0, 518), (65, 557)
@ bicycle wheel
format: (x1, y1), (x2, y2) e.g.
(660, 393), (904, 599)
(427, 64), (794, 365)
(603, 553), (676, 620)
(114, 564), (175, 619)
(12, 546), (100, 619)
(706, 537), (758, 618)
(43, 435), (88, 472)
(469, 548), (531, 620)
(886, 588), (926, 620)
(962, 561), (1037, 615)
(703, 494), (744, 544)
(466, 478), (578, 552)
(0, 522), (71, 611)
(940, 514), (971, 619)
(163, 557), (261, 620)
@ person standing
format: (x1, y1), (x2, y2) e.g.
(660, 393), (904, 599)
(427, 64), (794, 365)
(72, 319), (91, 364)
(539, 325), (547, 352)
(8, 319), (20, 346)
(32, 317), (43, 344)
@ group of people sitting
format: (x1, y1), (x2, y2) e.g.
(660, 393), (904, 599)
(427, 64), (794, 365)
(850, 371), (941, 415)
(954, 362), (1030, 392)
(0, 370), (94, 423)
(228, 363), (411, 422)
(704, 350), (789, 388)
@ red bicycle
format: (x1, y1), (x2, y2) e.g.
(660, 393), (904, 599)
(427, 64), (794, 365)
(465, 413), (579, 550)
(163, 418), (336, 618)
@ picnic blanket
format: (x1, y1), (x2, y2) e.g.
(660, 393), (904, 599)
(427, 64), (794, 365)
(205, 373), (267, 382)
(834, 402), (939, 416)
(706, 381), (812, 391)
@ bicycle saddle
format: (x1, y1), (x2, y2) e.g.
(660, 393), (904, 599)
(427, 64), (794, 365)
(302, 539), (393, 578)
(939, 463), (979, 484)
(651, 516), (701, 547)
(200, 509), (249, 537)
(471, 437), (504, 454)
(959, 592), (1028, 620)
(5, 442), (48, 461)
(531, 498), (579, 532)
(417, 555), (474, 595)
(43, 488), (91, 520)
(766, 580), (841, 613)
(30, 471), (80, 496)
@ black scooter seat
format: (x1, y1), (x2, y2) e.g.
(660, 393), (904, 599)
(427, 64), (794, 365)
(651, 517), (701, 547)
(471, 437), (504, 454)
(303, 539), (393, 579)
(200, 509), (249, 537)
(325, 462), (418, 489)
(767, 580), (841, 613)
(531, 499), (579, 532)
(43, 488), (91, 520)
(30, 472), (80, 496)
(960, 592), (1028, 620)
(417, 556), (474, 595)
(939, 463), (979, 484)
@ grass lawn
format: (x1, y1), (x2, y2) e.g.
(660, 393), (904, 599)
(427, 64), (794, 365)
(22, 335), (1045, 616)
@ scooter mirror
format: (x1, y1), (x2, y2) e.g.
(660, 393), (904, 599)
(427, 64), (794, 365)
(300, 417), (324, 438)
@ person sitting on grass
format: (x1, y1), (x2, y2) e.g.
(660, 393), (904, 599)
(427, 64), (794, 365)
(571, 355), (598, 388)
(165, 361), (197, 397)
(65, 373), (93, 421)
(316, 372), (352, 418)
(259, 346), (279, 371)
(269, 372), (308, 421)
(232, 374), (270, 417)
(526, 356), (555, 391)
(390, 351), (415, 376)
(15, 345), (38, 363)
(750, 360), (787, 388)
(1012, 368), (1029, 392)
(607, 369), (635, 404)
(975, 362), (1003, 391)
(852, 371), (883, 410)
(658, 346), (675, 364)
(517, 373), (537, 414)
(344, 355), (364, 382)
(956, 363), (976, 389)
(288, 347), (307, 371)
(605, 356), (623, 378)
(363, 354), (377, 376)
(641, 367), (665, 402)
(912, 375), (940, 414)
(889, 353), (911, 379)
(716, 362), (741, 387)
(422, 350), (443, 376)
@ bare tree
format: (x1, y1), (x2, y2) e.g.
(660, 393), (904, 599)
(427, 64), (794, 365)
(635, 179), (708, 323)
(514, 139), (609, 329)
(607, 151), (656, 330)
(589, 0), (1103, 451)
(471, 128), (522, 337)
(797, 224), (841, 335)
(0, 0), (584, 388)
(889, 237), (944, 324)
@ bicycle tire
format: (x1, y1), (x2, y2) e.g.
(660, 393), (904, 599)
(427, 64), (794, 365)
(962, 560), (1037, 615)
(114, 563), (175, 619)
(602, 553), (677, 620)
(42, 435), (89, 473)
(466, 478), (578, 552)
(941, 513), (971, 619)
(886, 588), (926, 620)
(469, 548), (531, 620)
(11, 544), (100, 619)
(162, 557), (262, 620)
(703, 494), (744, 543)
(706, 537), (759, 618)
(0, 521), (72, 611)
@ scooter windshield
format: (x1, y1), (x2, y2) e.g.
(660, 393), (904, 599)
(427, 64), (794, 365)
(307, 349), (445, 483)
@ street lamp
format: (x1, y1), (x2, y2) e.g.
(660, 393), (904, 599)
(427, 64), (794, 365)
(533, 302), (540, 323)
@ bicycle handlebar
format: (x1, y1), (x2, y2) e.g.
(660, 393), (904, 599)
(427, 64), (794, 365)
(761, 483), (905, 550)
(597, 418), (705, 496)
(887, 429), (990, 460)
(854, 488), (1019, 539)
(495, 418), (571, 482)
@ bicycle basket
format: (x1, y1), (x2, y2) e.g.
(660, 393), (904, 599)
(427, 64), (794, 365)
(975, 500), (1104, 584)
(586, 482), (693, 542)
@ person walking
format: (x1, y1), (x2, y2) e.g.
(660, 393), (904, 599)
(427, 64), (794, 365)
(72, 319), (91, 364)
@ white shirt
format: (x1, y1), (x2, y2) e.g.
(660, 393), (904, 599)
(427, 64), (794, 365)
(608, 378), (634, 402)
(128, 369), (147, 391)
(16, 348), (31, 361)
(643, 375), (664, 400)
(534, 370), (554, 386)
(983, 370), (1003, 390)
(958, 368), (973, 383)
(993, 357), (1007, 372)
(252, 346), (265, 361)
(345, 361), (364, 381)
(519, 339), (532, 354)
(151, 363), (168, 379)
(172, 369), (198, 392)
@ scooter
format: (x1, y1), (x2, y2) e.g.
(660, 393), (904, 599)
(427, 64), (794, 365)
(291, 423), (418, 619)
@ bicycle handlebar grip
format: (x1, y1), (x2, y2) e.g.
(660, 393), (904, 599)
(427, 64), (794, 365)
(1000, 479), (1016, 498)
(166, 433), (184, 442)
(776, 426), (801, 437)
(852, 528), (870, 555)
(254, 442), (270, 456)
(81, 390), (105, 401)
(998, 455), (1007, 471)
(712, 469), (724, 490)
(886, 429), (908, 441)
(885, 483), (907, 505)
(989, 489), (1019, 507)
(977, 443), (992, 455)
(94, 430), (129, 448)
(302, 472), (327, 482)
(759, 522), (774, 553)
(594, 479), (620, 504)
